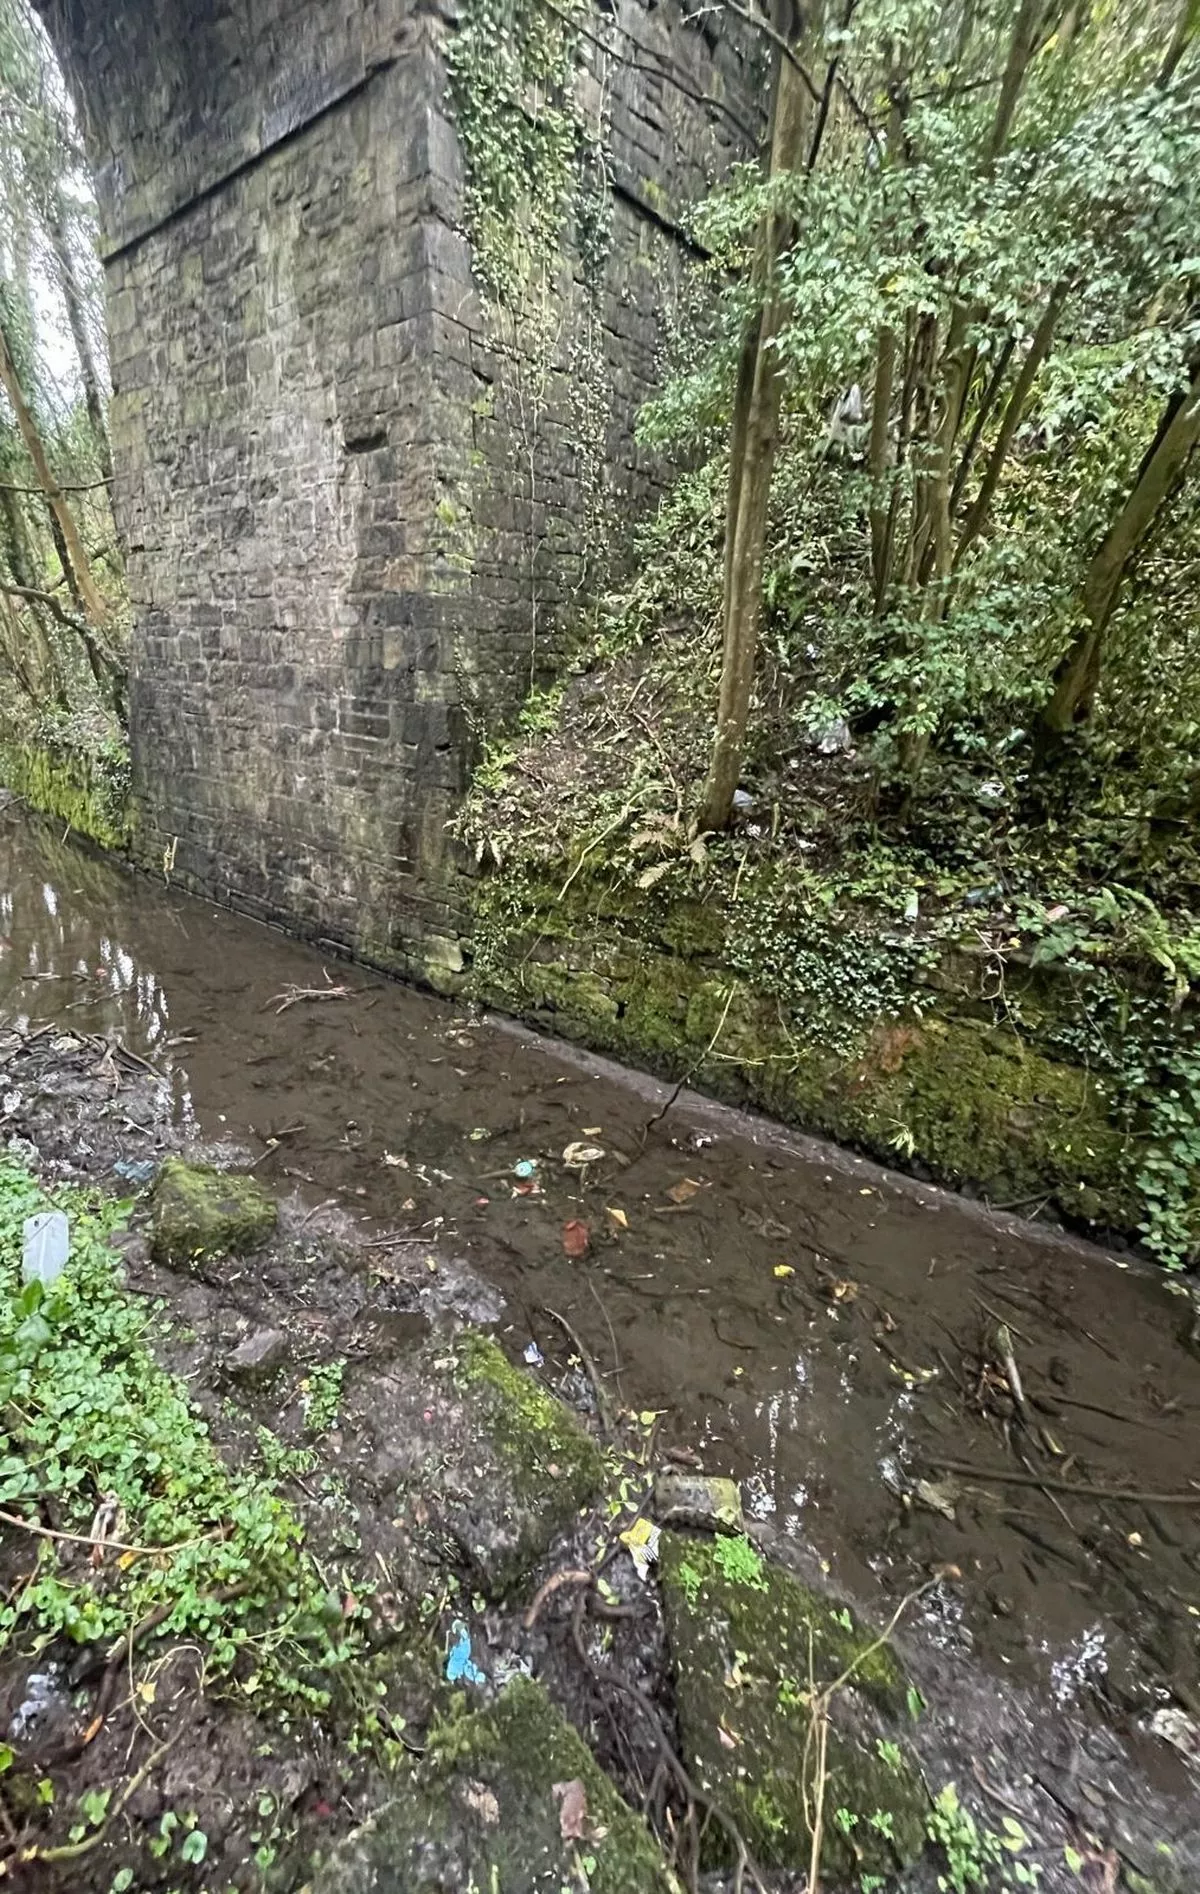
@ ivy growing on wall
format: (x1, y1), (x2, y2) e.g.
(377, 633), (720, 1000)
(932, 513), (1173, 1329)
(447, 0), (618, 716)
(447, 0), (600, 307)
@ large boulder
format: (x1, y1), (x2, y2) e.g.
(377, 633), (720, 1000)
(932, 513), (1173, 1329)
(304, 1675), (678, 1894)
(149, 1158), (277, 1271)
(347, 1330), (607, 1597)
(659, 1531), (927, 1881)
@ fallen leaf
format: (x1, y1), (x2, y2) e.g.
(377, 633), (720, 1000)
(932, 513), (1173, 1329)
(582, 1126), (603, 1136)
(562, 1219), (590, 1258)
(666, 1177), (702, 1204)
(605, 1205), (629, 1231)
(463, 1780), (500, 1826)
(773, 1263), (795, 1279)
(552, 1777), (589, 1841)
(717, 1723), (741, 1749)
(563, 1140), (606, 1166)
(820, 1277), (859, 1302)
(742, 1206), (790, 1239)
(914, 1477), (960, 1522)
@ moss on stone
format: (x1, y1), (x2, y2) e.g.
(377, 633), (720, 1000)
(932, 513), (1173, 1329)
(149, 1157), (278, 1270)
(658, 1532), (926, 1879)
(454, 1329), (607, 1517)
(306, 1674), (679, 1893)
(859, 1015), (1132, 1224)
(469, 863), (1141, 1240)
(1, 736), (132, 851)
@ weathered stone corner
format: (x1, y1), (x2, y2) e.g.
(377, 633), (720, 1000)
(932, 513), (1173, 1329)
(346, 1329), (607, 1598)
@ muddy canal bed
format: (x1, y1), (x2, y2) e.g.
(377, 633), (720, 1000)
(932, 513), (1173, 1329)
(1, 805), (1199, 1890)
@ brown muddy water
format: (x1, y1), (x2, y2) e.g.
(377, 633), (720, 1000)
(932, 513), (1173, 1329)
(2, 803), (1199, 1887)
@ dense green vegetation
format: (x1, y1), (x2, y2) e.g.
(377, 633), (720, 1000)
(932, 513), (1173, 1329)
(462, 0), (1200, 1266)
(0, 1158), (362, 1719)
(0, 0), (127, 775)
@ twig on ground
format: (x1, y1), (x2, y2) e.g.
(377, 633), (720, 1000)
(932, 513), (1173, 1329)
(927, 1459), (1200, 1504)
(558, 799), (639, 901)
(544, 1305), (616, 1438)
(801, 1578), (938, 1894)
(641, 981), (738, 1140)
(296, 1197), (339, 1231)
(8, 1733), (180, 1870)
(567, 1598), (768, 1894)
(587, 1275), (624, 1404)
(524, 1566), (594, 1629)
(266, 972), (351, 1014)
(0, 1509), (215, 1558)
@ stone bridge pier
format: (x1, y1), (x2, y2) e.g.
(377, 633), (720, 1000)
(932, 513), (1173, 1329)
(36, 0), (758, 982)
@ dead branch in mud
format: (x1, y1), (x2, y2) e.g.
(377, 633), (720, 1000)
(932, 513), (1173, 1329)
(543, 1304), (616, 1438)
(641, 981), (737, 1141)
(523, 1566), (594, 1629)
(927, 1458), (1200, 1505)
(567, 1591), (769, 1894)
(266, 971), (352, 1014)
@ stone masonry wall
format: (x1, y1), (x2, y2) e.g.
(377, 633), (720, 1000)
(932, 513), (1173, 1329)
(36, 0), (762, 980)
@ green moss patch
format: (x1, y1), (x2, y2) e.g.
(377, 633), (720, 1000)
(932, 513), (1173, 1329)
(306, 1674), (678, 1893)
(470, 864), (1140, 1240)
(344, 1333), (607, 1598)
(149, 1157), (278, 1271)
(455, 1329), (607, 1513)
(658, 1532), (926, 1879)
(0, 730), (131, 851)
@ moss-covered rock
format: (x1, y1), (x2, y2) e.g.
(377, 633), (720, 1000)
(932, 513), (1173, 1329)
(344, 1332), (607, 1598)
(658, 1532), (926, 1881)
(455, 1329), (607, 1518)
(305, 1674), (679, 1894)
(149, 1157), (277, 1270)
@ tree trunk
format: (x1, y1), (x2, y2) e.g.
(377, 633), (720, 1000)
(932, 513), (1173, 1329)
(1041, 357), (1200, 734)
(985, 0), (1051, 165)
(868, 324), (896, 601)
(1159, 0), (1199, 85)
(698, 3), (818, 832)
(0, 311), (107, 629)
(949, 336), (1014, 514)
(953, 282), (1066, 566)
(48, 198), (113, 481)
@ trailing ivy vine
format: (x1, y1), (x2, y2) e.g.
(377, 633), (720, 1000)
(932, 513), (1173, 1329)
(446, 0), (593, 307)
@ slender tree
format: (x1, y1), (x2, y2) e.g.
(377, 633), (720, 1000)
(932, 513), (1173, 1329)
(1041, 349), (1200, 733)
(0, 300), (106, 625)
(699, 0), (823, 832)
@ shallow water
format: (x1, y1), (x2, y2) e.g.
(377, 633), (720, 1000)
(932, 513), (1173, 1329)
(2, 804), (1198, 1874)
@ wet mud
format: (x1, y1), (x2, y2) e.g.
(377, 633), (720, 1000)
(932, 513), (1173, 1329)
(2, 804), (1199, 1888)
